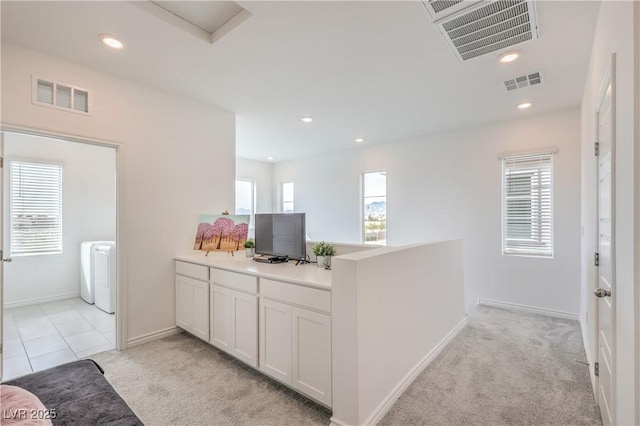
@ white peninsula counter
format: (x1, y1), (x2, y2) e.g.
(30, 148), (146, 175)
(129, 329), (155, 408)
(175, 240), (467, 425)
(175, 251), (332, 290)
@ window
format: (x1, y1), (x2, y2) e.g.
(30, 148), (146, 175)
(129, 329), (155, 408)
(10, 161), (63, 256)
(363, 171), (386, 245)
(282, 182), (294, 212)
(502, 152), (553, 257)
(235, 179), (256, 228)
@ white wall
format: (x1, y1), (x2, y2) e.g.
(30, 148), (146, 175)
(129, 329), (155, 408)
(236, 157), (273, 213)
(3, 132), (116, 306)
(331, 240), (466, 425)
(274, 108), (582, 315)
(579, 1), (638, 424)
(1, 43), (236, 342)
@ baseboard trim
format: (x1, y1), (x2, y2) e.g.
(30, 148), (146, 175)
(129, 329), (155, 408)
(3, 292), (80, 309)
(126, 326), (181, 349)
(329, 417), (349, 426)
(580, 315), (597, 397)
(478, 298), (579, 321)
(363, 315), (469, 425)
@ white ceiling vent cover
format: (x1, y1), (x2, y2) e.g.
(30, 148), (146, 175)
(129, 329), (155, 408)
(504, 71), (542, 91)
(421, 0), (481, 20)
(434, 0), (539, 62)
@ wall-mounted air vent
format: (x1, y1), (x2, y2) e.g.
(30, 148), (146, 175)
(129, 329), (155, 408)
(32, 77), (90, 114)
(503, 71), (542, 91)
(433, 0), (539, 62)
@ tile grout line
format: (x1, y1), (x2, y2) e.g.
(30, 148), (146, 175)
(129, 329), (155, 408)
(4, 298), (116, 377)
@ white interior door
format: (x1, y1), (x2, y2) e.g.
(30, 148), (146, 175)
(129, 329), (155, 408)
(0, 132), (4, 380)
(595, 62), (615, 426)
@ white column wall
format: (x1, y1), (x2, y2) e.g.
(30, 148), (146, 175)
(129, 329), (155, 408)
(331, 240), (466, 425)
(274, 108), (582, 315)
(1, 43), (236, 342)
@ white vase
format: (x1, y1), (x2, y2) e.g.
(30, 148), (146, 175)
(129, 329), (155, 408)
(245, 248), (255, 258)
(316, 256), (331, 268)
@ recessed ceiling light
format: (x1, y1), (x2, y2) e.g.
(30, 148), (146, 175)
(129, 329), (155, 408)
(355, 138), (365, 143)
(267, 156), (274, 161)
(518, 102), (532, 109)
(301, 116), (313, 123)
(499, 51), (519, 64)
(100, 34), (124, 49)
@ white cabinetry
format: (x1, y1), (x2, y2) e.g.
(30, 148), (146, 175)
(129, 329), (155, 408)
(175, 262), (210, 341)
(210, 268), (258, 368)
(210, 284), (232, 352)
(259, 298), (292, 384)
(175, 255), (333, 408)
(292, 307), (332, 405)
(259, 278), (332, 406)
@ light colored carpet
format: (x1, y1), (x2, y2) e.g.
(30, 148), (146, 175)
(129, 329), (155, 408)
(92, 334), (331, 425)
(92, 305), (600, 425)
(381, 305), (601, 425)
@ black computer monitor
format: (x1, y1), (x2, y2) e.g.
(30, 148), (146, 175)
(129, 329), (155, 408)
(255, 213), (306, 261)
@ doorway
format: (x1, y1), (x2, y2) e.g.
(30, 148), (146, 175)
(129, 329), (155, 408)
(594, 56), (615, 426)
(1, 130), (119, 381)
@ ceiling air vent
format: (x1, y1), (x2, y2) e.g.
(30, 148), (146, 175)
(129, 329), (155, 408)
(503, 71), (542, 91)
(421, 0), (481, 19)
(433, 0), (539, 62)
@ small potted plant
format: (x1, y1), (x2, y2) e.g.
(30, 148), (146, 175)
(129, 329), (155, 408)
(313, 241), (336, 268)
(243, 239), (255, 258)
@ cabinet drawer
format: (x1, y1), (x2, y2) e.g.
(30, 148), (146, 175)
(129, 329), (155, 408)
(261, 279), (331, 313)
(176, 261), (209, 281)
(211, 268), (258, 294)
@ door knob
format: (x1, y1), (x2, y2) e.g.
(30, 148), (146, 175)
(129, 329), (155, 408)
(2, 258), (12, 262)
(594, 288), (611, 298)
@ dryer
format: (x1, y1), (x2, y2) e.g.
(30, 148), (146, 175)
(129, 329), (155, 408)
(80, 241), (113, 304)
(94, 242), (116, 314)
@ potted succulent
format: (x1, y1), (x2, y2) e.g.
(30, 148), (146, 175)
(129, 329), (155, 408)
(312, 241), (336, 268)
(243, 239), (256, 258)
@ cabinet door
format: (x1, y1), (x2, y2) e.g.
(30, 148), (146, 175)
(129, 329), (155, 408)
(292, 307), (332, 406)
(210, 285), (232, 352)
(231, 291), (258, 367)
(175, 275), (193, 331)
(191, 279), (210, 341)
(259, 298), (292, 385)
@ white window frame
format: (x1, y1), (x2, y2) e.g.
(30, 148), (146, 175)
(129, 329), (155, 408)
(362, 170), (387, 245)
(9, 159), (64, 257)
(235, 179), (256, 229)
(501, 152), (554, 258)
(281, 182), (294, 213)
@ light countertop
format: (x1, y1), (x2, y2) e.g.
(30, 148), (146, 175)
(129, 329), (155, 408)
(175, 251), (332, 290)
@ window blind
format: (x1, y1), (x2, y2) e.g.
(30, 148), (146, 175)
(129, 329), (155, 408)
(502, 153), (553, 257)
(10, 161), (63, 256)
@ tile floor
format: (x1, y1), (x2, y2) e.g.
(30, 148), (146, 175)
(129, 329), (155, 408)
(2, 298), (115, 380)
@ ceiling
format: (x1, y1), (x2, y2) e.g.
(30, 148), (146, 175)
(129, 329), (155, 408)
(1, 1), (600, 162)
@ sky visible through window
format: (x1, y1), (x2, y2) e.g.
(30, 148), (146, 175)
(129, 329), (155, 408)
(363, 171), (386, 245)
(282, 182), (294, 212)
(235, 180), (253, 215)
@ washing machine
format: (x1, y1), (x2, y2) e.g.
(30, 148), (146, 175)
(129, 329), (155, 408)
(94, 242), (116, 314)
(80, 241), (113, 304)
